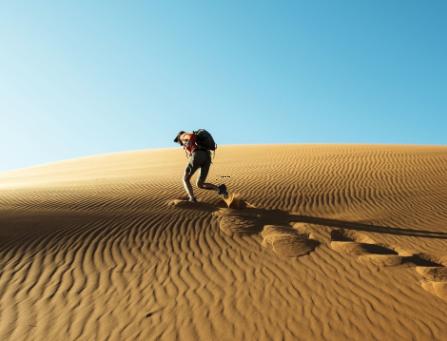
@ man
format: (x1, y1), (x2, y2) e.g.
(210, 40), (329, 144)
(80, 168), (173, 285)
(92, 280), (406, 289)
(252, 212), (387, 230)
(174, 130), (228, 202)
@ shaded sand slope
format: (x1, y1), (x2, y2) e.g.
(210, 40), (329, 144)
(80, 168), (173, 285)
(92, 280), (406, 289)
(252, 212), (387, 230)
(1, 145), (447, 340)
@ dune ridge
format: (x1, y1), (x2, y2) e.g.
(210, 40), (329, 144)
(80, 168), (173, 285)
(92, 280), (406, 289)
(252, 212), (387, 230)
(1, 144), (447, 340)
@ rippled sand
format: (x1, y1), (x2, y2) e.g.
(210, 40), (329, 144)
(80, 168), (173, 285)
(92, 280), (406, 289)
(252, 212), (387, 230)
(1, 145), (447, 340)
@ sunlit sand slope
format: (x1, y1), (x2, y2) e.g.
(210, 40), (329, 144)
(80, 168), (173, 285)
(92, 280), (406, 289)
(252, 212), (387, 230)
(1, 145), (447, 340)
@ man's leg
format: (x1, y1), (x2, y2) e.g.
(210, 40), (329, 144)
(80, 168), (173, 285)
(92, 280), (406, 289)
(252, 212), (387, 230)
(196, 158), (219, 191)
(197, 179), (219, 191)
(183, 160), (199, 201)
(197, 173), (228, 198)
(183, 171), (195, 200)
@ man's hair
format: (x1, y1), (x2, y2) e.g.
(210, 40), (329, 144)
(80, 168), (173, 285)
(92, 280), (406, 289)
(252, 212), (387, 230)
(173, 131), (186, 144)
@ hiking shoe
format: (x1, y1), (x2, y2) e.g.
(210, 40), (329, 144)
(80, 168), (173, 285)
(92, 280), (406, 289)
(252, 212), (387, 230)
(218, 184), (228, 197)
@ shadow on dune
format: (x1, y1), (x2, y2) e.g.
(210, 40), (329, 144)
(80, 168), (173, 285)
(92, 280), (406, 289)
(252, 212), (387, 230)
(212, 205), (447, 240)
(170, 196), (447, 240)
(294, 215), (447, 240)
(2, 199), (446, 251)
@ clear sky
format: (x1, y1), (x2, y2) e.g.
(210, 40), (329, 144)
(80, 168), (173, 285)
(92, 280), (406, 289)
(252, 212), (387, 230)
(1, 1), (446, 172)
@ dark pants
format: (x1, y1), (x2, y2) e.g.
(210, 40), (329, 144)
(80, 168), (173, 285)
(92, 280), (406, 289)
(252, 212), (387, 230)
(184, 149), (212, 185)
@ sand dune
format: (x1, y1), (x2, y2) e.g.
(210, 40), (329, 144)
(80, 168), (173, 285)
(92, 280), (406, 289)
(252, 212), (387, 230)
(1, 144), (447, 340)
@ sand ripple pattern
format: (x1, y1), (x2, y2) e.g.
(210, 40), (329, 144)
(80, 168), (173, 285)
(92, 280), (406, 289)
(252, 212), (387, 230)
(1, 145), (447, 340)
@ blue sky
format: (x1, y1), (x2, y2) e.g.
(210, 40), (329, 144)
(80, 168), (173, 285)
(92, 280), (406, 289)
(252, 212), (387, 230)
(1, 1), (446, 172)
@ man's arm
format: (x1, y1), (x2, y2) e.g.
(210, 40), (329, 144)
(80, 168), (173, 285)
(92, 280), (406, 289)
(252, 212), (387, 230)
(180, 133), (195, 152)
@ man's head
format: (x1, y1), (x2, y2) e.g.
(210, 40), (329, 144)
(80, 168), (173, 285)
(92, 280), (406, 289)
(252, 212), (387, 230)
(174, 131), (186, 145)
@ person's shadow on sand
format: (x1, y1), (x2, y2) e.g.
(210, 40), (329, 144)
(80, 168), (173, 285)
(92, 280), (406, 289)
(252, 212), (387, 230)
(170, 197), (447, 240)
(169, 197), (447, 302)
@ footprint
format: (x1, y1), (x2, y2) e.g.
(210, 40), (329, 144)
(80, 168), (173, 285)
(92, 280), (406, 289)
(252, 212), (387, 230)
(261, 225), (319, 258)
(168, 199), (196, 208)
(167, 199), (218, 211)
(416, 265), (447, 281)
(329, 229), (403, 267)
(420, 281), (447, 301)
(222, 193), (255, 209)
(213, 208), (261, 236)
(412, 254), (447, 301)
(215, 204), (447, 302)
(329, 229), (447, 301)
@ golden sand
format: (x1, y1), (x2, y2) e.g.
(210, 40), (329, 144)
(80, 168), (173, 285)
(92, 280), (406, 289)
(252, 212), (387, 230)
(1, 145), (447, 340)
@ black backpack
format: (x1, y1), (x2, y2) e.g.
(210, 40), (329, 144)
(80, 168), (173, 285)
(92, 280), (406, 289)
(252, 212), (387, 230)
(194, 129), (217, 151)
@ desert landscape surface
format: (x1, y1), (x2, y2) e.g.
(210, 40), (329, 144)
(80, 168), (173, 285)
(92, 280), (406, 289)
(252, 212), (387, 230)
(1, 144), (446, 340)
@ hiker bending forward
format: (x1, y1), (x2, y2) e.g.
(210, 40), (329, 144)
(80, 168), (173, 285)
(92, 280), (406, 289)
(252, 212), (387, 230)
(174, 130), (227, 202)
